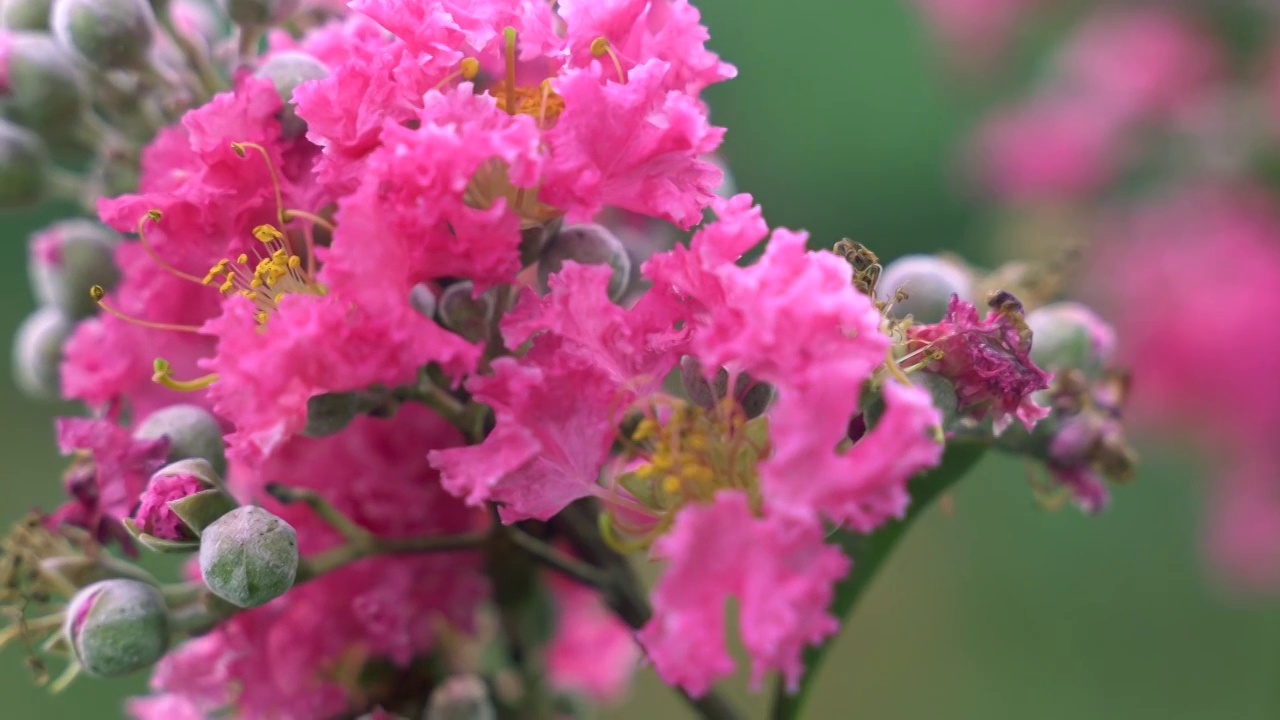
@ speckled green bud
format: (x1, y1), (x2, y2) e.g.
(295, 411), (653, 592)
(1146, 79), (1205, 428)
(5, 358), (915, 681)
(133, 403), (227, 477)
(63, 579), (169, 677)
(877, 254), (975, 324)
(0, 118), (48, 207)
(1, 0), (53, 30)
(199, 505), (298, 608)
(28, 220), (120, 320)
(537, 223), (631, 302)
(255, 51), (326, 139)
(51, 0), (155, 70)
(12, 305), (70, 399)
(221, 0), (298, 27)
(0, 32), (86, 134)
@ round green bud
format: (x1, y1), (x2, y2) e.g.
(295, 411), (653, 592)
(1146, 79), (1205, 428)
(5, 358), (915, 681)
(1, 0), (53, 31)
(51, 0), (155, 70)
(133, 403), (227, 476)
(29, 219), (120, 319)
(12, 305), (70, 399)
(409, 282), (437, 319)
(0, 118), (47, 207)
(255, 51), (326, 139)
(1027, 301), (1116, 375)
(221, 0), (298, 27)
(877, 254), (974, 324)
(63, 579), (169, 677)
(537, 223), (631, 302)
(862, 371), (958, 433)
(678, 355), (774, 419)
(426, 675), (496, 720)
(199, 505), (298, 608)
(0, 32), (87, 134)
(438, 281), (495, 343)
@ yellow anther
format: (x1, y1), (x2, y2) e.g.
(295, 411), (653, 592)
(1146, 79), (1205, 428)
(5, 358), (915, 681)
(255, 310), (269, 324)
(651, 452), (673, 471)
(237, 253), (248, 264)
(230, 142), (247, 158)
(460, 57), (479, 80)
(634, 464), (656, 480)
(590, 37), (610, 57)
(152, 358), (219, 391)
(219, 280), (233, 293)
(632, 418), (658, 441)
(661, 475), (682, 496)
(288, 256), (302, 269)
(240, 290), (258, 299)
(253, 224), (284, 243)
(686, 434), (708, 451)
(89, 285), (105, 302)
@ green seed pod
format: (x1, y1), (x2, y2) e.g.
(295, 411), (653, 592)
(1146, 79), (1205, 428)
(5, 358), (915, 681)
(28, 219), (119, 320)
(0, 118), (47, 207)
(199, 505), (298, 608)
(537, 223), (631, 302)
(133, 403), (227, 476)
(426, 675), (496, 720)
(438, 281), (495, 343)
(221, 0), (299, 27)
(63, 579), (169, 677)
(877, 254), (975, 324)
(255, 51), (326, 139)
(12, 305), (70, 399)
(1, 0), (53, 30)
(51, 0), (155, 70)
(0, 32), (87, 135)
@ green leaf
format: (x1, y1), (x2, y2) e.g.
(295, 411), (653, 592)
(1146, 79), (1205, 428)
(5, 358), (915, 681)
(771, 441), (987, 720)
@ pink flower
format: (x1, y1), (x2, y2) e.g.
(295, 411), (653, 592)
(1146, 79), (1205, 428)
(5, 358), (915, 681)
(1205, 453), (1280, 591)
(637, 494), (849, 695)
(546, 574), (639, 703)
(53, 417), (170, 522)
(972, 97), (1124, 203)
(137, 406), (488, 718)
(908, 293), (1050, 432)
(912, 0), (1036, 65)
(133, 468), (206, 541)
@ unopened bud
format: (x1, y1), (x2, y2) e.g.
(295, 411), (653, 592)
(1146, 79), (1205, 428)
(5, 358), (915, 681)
(1027, 302), (1116, 375)
(28, 220), (119, 319)
(678, 355), (774, 419)
(877, 254), (974, 323)
(255, 51), (326, 139)
(409, 282), (437, 318)
(0, 32), (86, 135)
(12, 305), (70, 399)
(133, 403), (227, 476)
(199, 505), (298, 608)
(132, 458), (233, 544)
(220, 0), (299, 27)
(51, 0), (155, 70)
(303, 390), (378, 437)
(0, 118), (47, 206)
(862, 372), (958, 433)
(426, 675), (496, 720)
(2, 0), (52, 30)
(518, 217), (562, 267)
(63, 579), (169, 677)
(438, 281), (495, 343)
(537, 223), (631, 302)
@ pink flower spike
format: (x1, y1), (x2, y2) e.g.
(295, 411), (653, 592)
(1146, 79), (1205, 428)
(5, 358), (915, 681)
(639, 494), (849, 696)
(546, 573), (640, 703)
(54, 417), (170, 522)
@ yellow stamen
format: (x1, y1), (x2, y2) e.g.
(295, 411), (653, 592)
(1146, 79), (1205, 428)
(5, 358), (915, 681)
(90, 285), (203, 334)
(152, 358), (219, 392)
(590, 37), (626, 84)
(231, 142), (285, 225)
(432, 57), (482, 91)
(136, 211), (206, 285)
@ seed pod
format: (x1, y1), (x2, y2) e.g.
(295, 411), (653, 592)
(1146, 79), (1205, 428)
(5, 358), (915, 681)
(63, 579), (169, 677)
(199, 505), (298, 608)
(255, 51), (326, 139)
(51, 0), (155, 70)
(877, 254), (975, 324)
(438, 281), (495, 343)
(0, 31), (87, 135)
(28, 219), (119, 320)
(12, 305), (70, 399)
(0, 118), (47, 207)
(537, 223), (631, 302)
(133, 403), (227, 476)
(1, 0), (53, 30)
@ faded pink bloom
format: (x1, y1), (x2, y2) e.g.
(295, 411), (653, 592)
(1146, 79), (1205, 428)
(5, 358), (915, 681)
(912, 0), (1036, 65)
(136, 406), (488, 718)
(909, 293), (1050, 432)
(972, 97), (1124, 203)
(546, 574), (639, 703)
(53, 417), (170, 522)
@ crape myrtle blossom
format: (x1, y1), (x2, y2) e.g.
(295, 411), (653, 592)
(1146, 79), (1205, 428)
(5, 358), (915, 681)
(431, 195), (948, 695)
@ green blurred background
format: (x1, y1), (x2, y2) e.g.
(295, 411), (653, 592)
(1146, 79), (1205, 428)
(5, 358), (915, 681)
(2, 0), (1278, 717)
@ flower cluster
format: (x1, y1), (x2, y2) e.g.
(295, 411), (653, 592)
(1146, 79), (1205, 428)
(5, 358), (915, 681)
(0, 0), (1130, 717)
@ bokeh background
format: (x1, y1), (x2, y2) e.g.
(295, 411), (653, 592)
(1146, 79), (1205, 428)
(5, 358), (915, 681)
(2, 0), (1278, 718)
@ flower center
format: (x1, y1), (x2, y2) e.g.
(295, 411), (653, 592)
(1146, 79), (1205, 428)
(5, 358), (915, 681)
(203, 223), (326, 325)
(602, 397), (771, 551)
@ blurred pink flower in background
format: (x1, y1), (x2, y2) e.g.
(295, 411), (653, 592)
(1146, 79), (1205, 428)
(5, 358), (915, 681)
(912, 0), (1037, 65)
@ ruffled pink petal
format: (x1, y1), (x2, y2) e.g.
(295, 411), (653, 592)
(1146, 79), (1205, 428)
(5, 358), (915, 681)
(546, 573), (640, 703)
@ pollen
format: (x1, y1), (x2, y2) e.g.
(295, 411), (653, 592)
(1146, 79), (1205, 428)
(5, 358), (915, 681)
(203, 223), (326, 324)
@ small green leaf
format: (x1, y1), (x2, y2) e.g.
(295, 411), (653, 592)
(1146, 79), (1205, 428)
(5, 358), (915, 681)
(771, 442), (987, 720)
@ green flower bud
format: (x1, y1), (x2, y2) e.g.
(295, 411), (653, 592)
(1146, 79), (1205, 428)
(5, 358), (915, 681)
(51, 0), (155, 70)
(0, 32), (87, 136)
(1, 0), (53, 30)
(1027, 302), (1115, 376)
(862, 371), (958, 434)
(438, 281), (495, 343)
(28, 220), (120, 320)
(199, 505), (298, 608)
(537, 223), (631, 302)
(133, 403), (227, 476)
(877, 254), (974, 324)
(12, 305), (70, 399)
(678, 355), (774, 419)
(303, 390), (367, 437)
(426, 675), (496, 720)
(255, 51), (326, 139)
(220, 0), (298, 27)
(409, 282), (437, 318)
(0, 118), (48, 207)
(63, 579), (169, 677)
